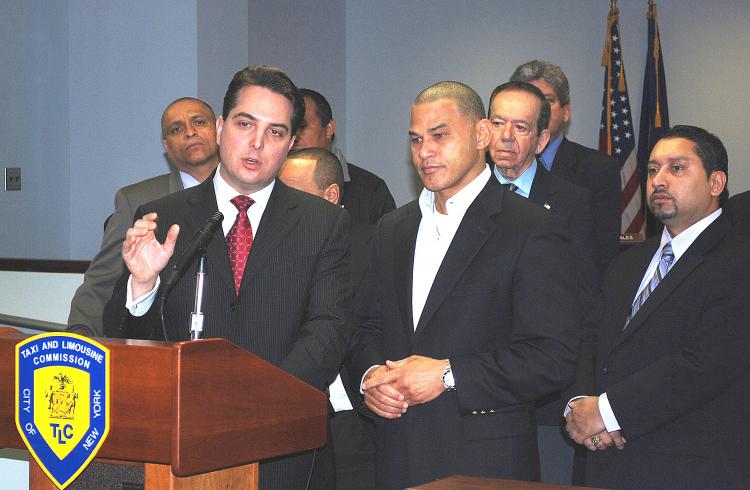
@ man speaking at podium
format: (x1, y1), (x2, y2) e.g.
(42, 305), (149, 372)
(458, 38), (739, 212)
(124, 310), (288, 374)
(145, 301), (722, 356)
(104, 65), (352, 489)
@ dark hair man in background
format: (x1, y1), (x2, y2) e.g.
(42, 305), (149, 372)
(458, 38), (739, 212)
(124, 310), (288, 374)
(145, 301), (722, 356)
(104, 66), (352, 489)
(487, 81), (598, 485)
(511, 60), (621, 277)
(68, 97), (219, 337)
(351, 80), (580, 489)
(294, 88), (396, 224)
(566, 126), (750, 489)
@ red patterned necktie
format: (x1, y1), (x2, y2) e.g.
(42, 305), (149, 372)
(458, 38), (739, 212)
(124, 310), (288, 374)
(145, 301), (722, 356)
(226, 195), (254, 294)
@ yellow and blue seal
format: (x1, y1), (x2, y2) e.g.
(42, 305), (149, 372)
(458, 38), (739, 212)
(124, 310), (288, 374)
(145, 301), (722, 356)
(15, 332), (110, 489)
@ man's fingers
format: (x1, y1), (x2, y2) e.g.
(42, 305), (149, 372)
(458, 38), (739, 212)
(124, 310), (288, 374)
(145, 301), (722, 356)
(363, 371), (400, 390)
(163, 224), (180, 254)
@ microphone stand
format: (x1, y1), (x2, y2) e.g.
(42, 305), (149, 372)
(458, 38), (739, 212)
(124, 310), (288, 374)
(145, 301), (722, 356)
(189, 253), (208, 340)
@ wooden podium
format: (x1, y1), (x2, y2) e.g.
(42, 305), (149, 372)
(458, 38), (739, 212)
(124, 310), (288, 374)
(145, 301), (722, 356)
(0, 327), (328, 489)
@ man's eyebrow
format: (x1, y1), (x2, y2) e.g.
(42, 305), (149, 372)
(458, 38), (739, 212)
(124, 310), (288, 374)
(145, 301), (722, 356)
(428, 123), (448, 132)
(232, 112), (289, 132)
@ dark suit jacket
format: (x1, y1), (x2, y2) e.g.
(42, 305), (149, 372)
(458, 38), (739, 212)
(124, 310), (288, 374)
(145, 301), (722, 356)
(528, 166), (598, 424)
(342, 162), (396, 225)
(68, 170), (184, 336)
(550, 138), (621, 277)
(352, 175), (581, 489)
(104, 176), (352, 490)
(577, 213), (750, 489)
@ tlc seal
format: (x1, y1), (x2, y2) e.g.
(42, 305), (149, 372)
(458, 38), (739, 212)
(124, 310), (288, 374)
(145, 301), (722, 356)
(15, 332), (110, 489)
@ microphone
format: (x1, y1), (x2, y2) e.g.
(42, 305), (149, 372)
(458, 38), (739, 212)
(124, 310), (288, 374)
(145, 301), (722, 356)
(159, 211), (224, 300)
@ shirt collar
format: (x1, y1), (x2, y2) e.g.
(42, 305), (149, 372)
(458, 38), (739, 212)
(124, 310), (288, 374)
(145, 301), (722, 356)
(212, 163), (275, 210)
(178, 170), (201, 189)
(331, 144), (352, 182)
(660, 207), (722, 262)
(493, 159), (537, 198)
(419, 164), (492, 218)
(539, 134), (564, 171)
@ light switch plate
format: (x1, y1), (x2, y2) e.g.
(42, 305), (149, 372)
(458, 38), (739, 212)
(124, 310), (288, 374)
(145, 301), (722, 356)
(5, 167), (21, 191)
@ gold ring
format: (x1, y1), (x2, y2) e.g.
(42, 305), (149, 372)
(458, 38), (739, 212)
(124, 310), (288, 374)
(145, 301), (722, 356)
(591, 435), (601, 445)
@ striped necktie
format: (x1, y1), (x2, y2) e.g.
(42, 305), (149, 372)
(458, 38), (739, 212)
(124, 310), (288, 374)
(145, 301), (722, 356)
(623, 242), (674, 330)
(502, 183), (518, 193)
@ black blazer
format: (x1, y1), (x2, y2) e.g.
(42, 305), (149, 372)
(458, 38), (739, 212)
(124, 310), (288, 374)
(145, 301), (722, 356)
(528, 165), (598, 424)
(352, 175), (582, 489)
(550, 137), (621, 276)
(577, 212), (750, 489)
(104, 176), (352, 490)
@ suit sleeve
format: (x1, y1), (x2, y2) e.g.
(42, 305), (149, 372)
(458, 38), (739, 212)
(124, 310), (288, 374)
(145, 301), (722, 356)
(68, 188), (136, 337)
(605, 241), (750, 439)
(590, 155), (621, 275)
(451, 217), (582, 410)
(279, 209), (354, 390)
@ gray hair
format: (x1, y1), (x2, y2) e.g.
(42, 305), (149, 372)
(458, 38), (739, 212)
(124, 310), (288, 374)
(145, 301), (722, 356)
(510, 60), (570, 107)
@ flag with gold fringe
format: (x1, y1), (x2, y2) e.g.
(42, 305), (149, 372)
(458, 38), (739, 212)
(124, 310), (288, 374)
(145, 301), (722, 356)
(599, 1), (641, 240)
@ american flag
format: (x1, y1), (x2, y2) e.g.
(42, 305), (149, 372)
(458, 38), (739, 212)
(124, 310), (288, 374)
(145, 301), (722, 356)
(599, 4), (642, 239)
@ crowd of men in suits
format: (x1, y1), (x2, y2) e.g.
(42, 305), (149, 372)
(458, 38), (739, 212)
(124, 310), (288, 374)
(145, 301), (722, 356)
(67, 61), (750, 489)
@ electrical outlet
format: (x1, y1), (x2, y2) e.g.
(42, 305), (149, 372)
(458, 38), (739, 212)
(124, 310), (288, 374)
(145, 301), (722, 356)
(5, 167), (21, 191)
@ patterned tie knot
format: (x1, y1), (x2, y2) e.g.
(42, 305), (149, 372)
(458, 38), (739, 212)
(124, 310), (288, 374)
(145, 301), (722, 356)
(502, 183), (518, 193)
(660, 242), (674, 266)
(231, 195), (254, 214)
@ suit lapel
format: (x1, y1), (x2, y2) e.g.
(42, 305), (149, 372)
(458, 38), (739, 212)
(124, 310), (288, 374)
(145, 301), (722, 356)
(549, 137), (575, 181)
(412, 179), (501, 343)
(168, 169), (184, 193)
(393, 203), (420, 338)
(612, 214), (731, 349)
(184, 179), (234, 292)
(528, 166), (557, 210)
(241, 180), (300, 292)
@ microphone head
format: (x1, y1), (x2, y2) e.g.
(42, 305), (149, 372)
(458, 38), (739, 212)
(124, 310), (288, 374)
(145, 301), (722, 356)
(209, 211), (224, 224)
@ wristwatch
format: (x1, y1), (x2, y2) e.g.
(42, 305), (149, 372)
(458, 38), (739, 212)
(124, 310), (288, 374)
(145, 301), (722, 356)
(441, 359), (456, 391)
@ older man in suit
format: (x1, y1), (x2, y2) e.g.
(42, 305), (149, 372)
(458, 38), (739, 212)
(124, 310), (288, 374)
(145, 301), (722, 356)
(511, 60), (621, 276)
(68, 97), (219, 337)
(565, 126), (750, 489)
(104, 66), (351, 489)
(352, 81), (580, 489)
(487, 80), (598, 484)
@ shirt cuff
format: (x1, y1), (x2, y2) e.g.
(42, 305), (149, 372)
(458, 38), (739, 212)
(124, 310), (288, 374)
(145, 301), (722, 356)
(126, 275), (160, 317)
(360, 365), (380, 394)
(598, 392), (621, 432)
(563, 395), (586, 417)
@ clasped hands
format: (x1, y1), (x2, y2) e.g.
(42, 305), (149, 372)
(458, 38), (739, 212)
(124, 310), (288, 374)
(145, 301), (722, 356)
(565, 396), (626, 452)
(362, 355), (447, 419)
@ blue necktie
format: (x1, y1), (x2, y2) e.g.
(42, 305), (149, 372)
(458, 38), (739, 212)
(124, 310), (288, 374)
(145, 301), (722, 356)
(623, 242), (674, 330)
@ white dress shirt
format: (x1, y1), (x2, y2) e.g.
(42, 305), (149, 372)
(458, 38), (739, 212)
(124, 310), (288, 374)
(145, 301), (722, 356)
(566, 208), (723, 431)
(126, 164), (274, 314)
(412, 165), (492, 329)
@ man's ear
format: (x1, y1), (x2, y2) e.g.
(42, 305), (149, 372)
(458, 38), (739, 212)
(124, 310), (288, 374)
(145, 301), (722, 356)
(323, 183), (341, 205)
(476, 118), (493, 150)
(216, 116), (224, 145)
(535, 128), (551, 154)
(325, 118), (337, 142)
(709, 170), (727, 198)
(561, 102), (572, 125)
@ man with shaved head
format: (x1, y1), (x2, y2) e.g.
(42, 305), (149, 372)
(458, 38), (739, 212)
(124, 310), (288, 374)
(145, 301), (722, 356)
(351, 81), (580, 488)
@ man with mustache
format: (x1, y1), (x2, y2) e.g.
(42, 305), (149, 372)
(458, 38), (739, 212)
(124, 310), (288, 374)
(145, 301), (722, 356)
(68, 97), (220, 337)
(565, 126), (750, 488)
